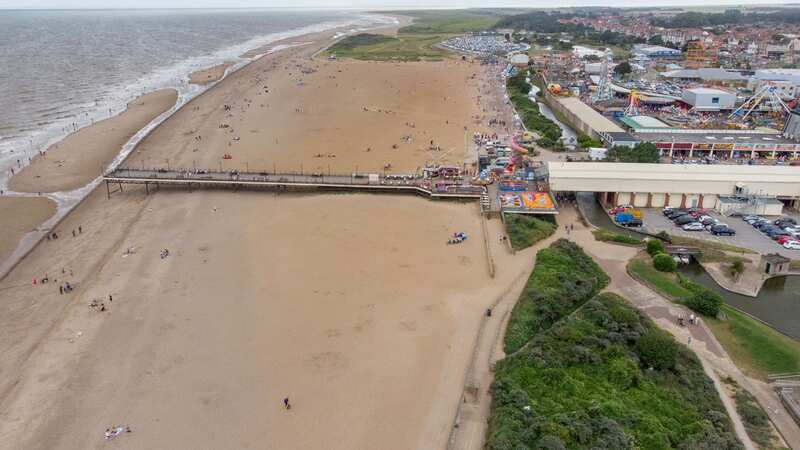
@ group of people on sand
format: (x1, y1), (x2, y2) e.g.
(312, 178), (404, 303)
(447, 232), (468, 245)
(104, 425), (131, 440)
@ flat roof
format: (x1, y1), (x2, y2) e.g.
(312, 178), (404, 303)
(620, 115), (670, 129)
(634, 131), (797, 145)
(548, 162), (800, 187)
(684, 87), (734, 95)
(554, 97), (624, 133)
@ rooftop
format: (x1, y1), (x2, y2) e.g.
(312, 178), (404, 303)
(547, 162), (800, 185)
(554, 97), (624, 133)
(634, 130), (796, 145)
(619, 115), (670, 130)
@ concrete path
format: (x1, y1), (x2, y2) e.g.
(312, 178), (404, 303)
(449, 205), (800, 450)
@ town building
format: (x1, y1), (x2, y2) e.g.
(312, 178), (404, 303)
(681, 87), (736, 111)
(548, 162), (800, 211)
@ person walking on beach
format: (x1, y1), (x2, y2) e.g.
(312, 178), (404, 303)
(283, 397), (291, 410)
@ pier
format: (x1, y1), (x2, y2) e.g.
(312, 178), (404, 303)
(103, 167), (487, 200)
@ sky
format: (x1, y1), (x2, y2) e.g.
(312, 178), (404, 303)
(2, 0), (800, 9)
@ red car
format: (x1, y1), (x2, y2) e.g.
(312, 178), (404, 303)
(776, 235), (794, 245)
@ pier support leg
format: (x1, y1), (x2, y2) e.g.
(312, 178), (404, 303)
(145, 182), (149, 195)
(106, 180), (111, 200)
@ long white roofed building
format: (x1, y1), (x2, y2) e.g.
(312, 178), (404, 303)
(547, 162), (800, 212)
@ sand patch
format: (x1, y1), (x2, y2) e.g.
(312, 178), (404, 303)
(0, 196), (56, 265)
(189, 62), (234, 85)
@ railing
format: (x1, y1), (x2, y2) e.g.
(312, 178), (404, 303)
(103, 167), (486, 199)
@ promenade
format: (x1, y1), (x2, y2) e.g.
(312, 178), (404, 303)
(103, 167), (487, 199)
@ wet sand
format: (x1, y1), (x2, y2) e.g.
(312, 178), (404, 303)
(189, 61), (234, 84)
(0, 197), (56, 265)
(0, 20), (521, 450)
(8, 89), (178, 193)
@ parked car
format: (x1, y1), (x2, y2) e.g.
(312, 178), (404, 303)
(671, 213), (690, 222)
(700, 217), (717, 226)
(775, 217), (797, 226)
(665, 209), (686, 219)
(621, 218), (643, 228)
(766, 229), (789, 238)
(757, 222), (777, 232)
(752, 221), (768, 229)
(683, 222), (706, 231)
(783, 240), (800, 250)
(745, 217), (763, 225)
(742, 215), (760, 222)
(776, 235), (794, 245)
(675, 216), (696, 226)
(710, 225), (736, 236)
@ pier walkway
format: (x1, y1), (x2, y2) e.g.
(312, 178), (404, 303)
(103, 167), (487, 200)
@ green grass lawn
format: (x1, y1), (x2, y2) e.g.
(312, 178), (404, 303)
(504, 214), (557, 251)
(326, 33), (450, 61)
(591, 229), (643, 246)
(670, 235), (757, 255)
(627, 254), (800, 380)
(723, 377), (788, 450)
(707, 305), (800, 379)
(394, 9), (503, 34)
(628, 255), (693, 301)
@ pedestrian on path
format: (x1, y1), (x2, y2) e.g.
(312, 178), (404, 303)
(687, 335), (692, 345)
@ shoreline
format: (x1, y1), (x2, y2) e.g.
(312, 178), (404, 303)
(0, 16), (400, 280)
(189, 62), (235, 85)
(0, 14), (529, 449)
(8, 89), (179, 194)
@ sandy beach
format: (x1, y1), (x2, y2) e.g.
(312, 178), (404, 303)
(0, 197), (56, 265)
(0, 18), (526, 450)
(131, 58), (485, 175)
(189, 61), (234, 84)
(8, 89), (178, 193)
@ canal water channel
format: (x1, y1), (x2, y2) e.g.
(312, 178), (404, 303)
(576, 191), (800, 340)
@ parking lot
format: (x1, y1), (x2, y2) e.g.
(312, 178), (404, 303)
(641, 209), (800, 258)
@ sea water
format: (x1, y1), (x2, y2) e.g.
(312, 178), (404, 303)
(0, 8), (395, 189)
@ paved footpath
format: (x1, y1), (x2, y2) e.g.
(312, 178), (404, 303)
(449, 206), (800, 450)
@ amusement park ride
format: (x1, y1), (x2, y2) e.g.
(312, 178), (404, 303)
(624, 89), (642, 116)
(729, 83), (791, 124)
(591, 49), (614, 104)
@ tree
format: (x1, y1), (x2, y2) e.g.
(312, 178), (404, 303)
(729, 259), (745, 278)
(646, 239), (665, 256)
(653, 253), (677, 272)
(614, 61), (632, 77)
(687, 290), (723, 317)
(648, 34), (665, 46)
(636, 329), (678, 370)
(606, 142), (660, 163)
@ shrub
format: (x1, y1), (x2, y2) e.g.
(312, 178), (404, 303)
(687, 290), (723, 317)
(652, 253), (677, 272)
(504, 239), (609, 354)
(592, 229), (642, 245)
(505, 214), (557, 251)
(636, 329), (678, 370)
(646, 239), (665, 256)
(730, 259), (745, 278)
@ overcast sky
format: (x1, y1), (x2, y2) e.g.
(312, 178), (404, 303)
(2, 0), (800, 9)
